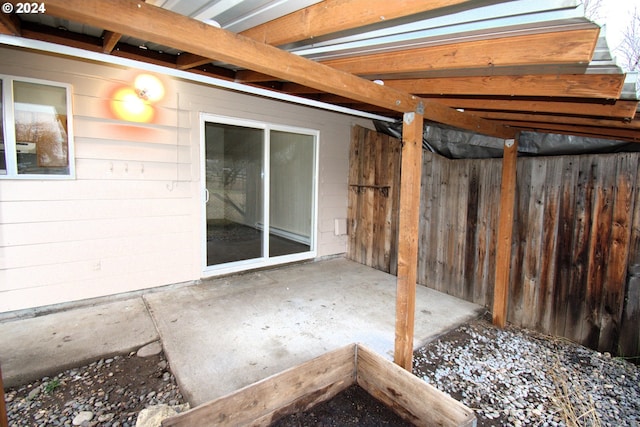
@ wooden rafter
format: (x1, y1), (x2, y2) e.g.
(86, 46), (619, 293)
(173, 0), (479, 72)
(42, 0), (514, 139)
(320, 29), (600, 77)
(176, 52), (212, 70)
(236, 70), (280, 83)
(428, 98), (638, 120)
(0, 12), (20, 36)
(102, 30), (121, 53)
(384, 74), (624, 99)
(476, 111), (640, 130)
(292, 92), (638, 120)
(499, 121), (640, 142)
(240, 0), (477, 46)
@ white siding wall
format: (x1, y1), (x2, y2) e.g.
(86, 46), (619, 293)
(0, 46), (371, 312)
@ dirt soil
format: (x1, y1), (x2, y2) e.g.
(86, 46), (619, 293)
(4, 352), (184, 426)
(271, 385), (414, 427)
(5, 317), (638, 426)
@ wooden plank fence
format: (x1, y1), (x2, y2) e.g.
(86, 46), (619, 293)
(347, 125), (640, 358)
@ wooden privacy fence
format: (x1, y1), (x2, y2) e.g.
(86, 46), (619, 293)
(347, 125), (640, 359)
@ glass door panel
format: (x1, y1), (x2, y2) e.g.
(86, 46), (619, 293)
(204, 122), (264, 266)
(269, 130), (314, 257)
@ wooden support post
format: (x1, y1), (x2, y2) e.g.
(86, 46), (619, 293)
(492, 135), (519, 328)
(0, 364), (8, 427)
(394, 110), (424, 370)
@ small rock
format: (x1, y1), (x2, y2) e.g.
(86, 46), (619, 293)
(134, 405), (178, 427)
(72, 411), (94, 426)
(27, 388), (41, 401)
(137, 342), (162, 358)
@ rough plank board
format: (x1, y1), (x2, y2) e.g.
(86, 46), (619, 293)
(598, 154), (636, 352)
(583, 155), (615, 348)
(162, 345), (356, 427)
(347, 126), (402, 272)
(563, 156), (596, 344)
(346, 125), (639, 358)
(163, 344), (476, 427)
(356, 345), (476, 427)
(619, 160), (640, 357)
(538, 157), (562, 333)
(551, 156), (579, 338)
(521, 158), (547, 328)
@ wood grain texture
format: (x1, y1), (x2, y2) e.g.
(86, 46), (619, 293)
(162, 345), (356, 427)
(240, 0), (474, 46)
(357, 345), (476, 427)
(394, 112), (424, 370)
(347, 126), (639, 357)
(321, 29), (599, 76)
(163, 344), (477, 427)
(492, 137), (518, 328)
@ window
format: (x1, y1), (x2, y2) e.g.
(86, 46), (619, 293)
(1, 76), (74, 178)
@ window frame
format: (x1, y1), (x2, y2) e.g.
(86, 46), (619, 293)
(0, 75), (75, 179)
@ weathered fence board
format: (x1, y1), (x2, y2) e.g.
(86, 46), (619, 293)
(347, 126), (401, 274)
(347, 125), (640, 358)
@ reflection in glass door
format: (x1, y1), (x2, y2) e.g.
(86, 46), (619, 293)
(204, 122), (264, 265)
(269, 130), (313, 257)
(203, 117), (316, 272)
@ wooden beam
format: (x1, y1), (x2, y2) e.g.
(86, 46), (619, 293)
(43, 0), (420, 114)
(42, 0), (513, 138)
(427, 98), (638, 120)
(474, 111), (640, 129)
(235, 69), (281, 83)
(21, 21), (103, 52)
(240, 0), (476, 46)
(499, 121), (640, 142)
(0, 12), (21, 35)
(321, 29), (600, 77)
(101, 0), (146, 53)
(177, 1), (476, 71)
(394, 110), (424, 371)
(492, 135), (519, 328)
(176, 52), (211, 70)
(101, 30), (121, 53)
(385, 74), (625, 99)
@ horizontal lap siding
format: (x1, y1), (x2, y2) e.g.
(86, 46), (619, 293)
(347, 125), (639, 357)
(0, 48), (196, 311)
(1, 47), (366, 312)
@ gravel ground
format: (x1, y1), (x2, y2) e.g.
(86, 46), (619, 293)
(3, 318), (639, 426)
(4, 351), (185, 426)
(413, 317), (640, 427)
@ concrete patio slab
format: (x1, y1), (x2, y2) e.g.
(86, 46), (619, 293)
(0, 298), (159, 387)
(144, 258), (483, 405)
(0, 258), (484, 407)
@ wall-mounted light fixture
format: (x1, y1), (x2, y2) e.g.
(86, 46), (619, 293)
(110, 73), (165, 123)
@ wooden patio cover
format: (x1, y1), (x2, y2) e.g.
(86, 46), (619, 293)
(2, 0), (638, 370)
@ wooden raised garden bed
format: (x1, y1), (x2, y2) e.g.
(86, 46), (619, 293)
(162, 343), (476, 427)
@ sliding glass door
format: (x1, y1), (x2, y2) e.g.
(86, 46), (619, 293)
(202, 115), (317, 274)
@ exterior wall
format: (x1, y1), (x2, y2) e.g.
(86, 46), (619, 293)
(0, 46), (371, 312)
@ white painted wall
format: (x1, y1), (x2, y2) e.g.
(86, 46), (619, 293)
(0, 45), (372, 312)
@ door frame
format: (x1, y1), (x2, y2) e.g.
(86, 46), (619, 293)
(200, 112), (319, 277)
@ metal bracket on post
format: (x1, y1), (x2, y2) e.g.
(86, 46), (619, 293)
(504, 138), (515, 148)
(416, 101), (424, 116)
